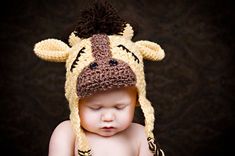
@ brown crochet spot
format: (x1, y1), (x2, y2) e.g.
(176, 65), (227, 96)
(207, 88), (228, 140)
(77, 59), (136, 98)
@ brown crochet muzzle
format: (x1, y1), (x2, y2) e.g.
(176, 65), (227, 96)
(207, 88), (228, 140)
(77, 34), (137, 98)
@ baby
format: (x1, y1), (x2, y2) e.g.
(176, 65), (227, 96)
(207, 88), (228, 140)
(34, 1), (165, 156)
(49, 86), (155, 156)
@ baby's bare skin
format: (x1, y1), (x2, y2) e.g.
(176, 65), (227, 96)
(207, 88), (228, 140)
(49, 120), (153, 156)
(49, 87), (153, 156)
(75, 122), (152, 156)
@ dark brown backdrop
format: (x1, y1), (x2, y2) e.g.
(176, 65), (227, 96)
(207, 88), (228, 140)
(0, 0), (234, 156)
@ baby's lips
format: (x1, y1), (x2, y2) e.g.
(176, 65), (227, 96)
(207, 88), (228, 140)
(101, 126), (115, 129)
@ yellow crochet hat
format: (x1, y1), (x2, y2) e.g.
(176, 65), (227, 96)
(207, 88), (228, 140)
(34, 1), (165, 156)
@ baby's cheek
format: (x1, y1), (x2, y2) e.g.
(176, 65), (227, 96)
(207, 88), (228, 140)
(80, 110), (99, 128)
(118, 110), (134, 126)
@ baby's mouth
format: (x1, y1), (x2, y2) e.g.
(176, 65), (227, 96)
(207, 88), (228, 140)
(101, 126), (115, 130)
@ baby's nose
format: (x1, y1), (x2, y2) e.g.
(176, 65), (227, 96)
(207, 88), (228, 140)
(101, 112), (115, 122)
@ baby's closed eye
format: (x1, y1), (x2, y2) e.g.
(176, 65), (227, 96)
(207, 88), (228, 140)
(87, 104), (128, 110)
(115, 104), (128, 110)
(88, 106), (102, 110)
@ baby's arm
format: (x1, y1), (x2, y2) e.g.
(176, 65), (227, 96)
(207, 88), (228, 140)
(48, 120), (75, 156)
(135, 124), (154, 156)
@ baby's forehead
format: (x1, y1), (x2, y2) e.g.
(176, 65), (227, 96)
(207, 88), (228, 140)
(80, 86), (137, 104)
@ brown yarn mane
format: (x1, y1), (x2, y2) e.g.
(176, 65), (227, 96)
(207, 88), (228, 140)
(74, 0), (126, 38)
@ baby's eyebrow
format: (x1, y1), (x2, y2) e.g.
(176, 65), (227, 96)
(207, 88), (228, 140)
(114, 99), (131, 104)
(88, 101), (108, 106)
(115, 103), (129, 106)
(87, 103), (129, 107)
(86, 103), (101, 106)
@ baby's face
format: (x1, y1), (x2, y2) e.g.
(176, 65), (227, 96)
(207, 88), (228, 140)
(79, 86), (137, 137)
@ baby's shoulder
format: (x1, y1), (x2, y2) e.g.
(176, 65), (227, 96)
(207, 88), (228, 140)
(48, 120), (75, 156)
(128, 123), (154, 156)
(128, 123), (145, 135)
(49, 120), (75, 143)
(130, 122), (145, 129)
(126, 123), (147, 142)
(52, 120), (74, 136)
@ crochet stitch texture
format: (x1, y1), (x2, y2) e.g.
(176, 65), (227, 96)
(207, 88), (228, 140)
(34, 1), (165, 155)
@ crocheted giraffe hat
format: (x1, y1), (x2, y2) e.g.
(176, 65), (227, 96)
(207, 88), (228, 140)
(34, 1), (165, 156)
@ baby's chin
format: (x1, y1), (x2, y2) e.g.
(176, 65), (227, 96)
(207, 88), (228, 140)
(96, 127), (128, 137)
(83, 126), (129, 137)
(97, 129), (120, 137)
(98, 133), (116, 137)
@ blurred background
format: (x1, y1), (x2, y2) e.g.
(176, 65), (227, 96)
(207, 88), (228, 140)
(0, 0), (234, 155)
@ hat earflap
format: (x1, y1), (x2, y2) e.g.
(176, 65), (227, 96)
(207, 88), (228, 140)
(138, 95), (165, 156)
(69, 96), (91, 156)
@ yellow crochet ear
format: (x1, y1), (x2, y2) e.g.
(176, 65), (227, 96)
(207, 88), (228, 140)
(34, 39), (70, 62)
(135, 40), (165, 61)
